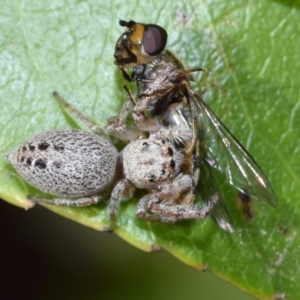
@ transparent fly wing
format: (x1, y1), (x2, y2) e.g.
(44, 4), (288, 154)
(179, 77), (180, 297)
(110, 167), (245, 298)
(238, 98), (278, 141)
(191, 91), (278, 208)
(197, 155), (234, 232)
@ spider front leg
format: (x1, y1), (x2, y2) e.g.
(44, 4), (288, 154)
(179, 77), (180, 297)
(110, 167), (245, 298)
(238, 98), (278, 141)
(108, 179), (136, 225)
(136, 172), (218, 222)
(106, 86), (146, 141)
(136, 192), (219, 223)
(132, 98), (162, 134)
(28, 195), (106, 207)
(133, 110), (194, 145)
(53, 91), (106, 137)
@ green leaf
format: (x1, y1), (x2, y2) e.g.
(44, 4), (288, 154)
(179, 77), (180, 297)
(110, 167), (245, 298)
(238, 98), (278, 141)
(0, 1), (299, 299)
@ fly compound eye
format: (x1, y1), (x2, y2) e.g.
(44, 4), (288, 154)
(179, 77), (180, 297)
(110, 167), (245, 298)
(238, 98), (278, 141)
(142, 25), (167, 56)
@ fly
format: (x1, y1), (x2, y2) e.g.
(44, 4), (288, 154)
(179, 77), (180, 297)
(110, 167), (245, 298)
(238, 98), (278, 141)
(108, 20), (278, 232)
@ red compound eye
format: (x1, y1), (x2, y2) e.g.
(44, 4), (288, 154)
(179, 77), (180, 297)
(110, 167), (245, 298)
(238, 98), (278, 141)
(143, 24), (167, 56)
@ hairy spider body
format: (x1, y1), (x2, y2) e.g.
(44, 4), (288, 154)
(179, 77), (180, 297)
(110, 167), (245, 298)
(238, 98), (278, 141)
(6, 92), (218, 224)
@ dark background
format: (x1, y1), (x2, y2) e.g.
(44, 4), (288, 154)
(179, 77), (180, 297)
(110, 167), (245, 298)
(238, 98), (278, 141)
(0, 200), (254, 300)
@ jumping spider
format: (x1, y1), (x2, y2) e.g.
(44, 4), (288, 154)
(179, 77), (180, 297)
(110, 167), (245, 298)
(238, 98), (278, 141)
(6, 92), (218, 224)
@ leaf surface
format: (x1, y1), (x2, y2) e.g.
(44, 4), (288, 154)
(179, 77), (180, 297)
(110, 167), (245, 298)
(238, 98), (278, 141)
(1, 1), (299, 299)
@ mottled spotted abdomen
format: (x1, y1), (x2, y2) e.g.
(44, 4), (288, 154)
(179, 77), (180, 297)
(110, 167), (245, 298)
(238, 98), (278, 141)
(6, 129), (118, 198)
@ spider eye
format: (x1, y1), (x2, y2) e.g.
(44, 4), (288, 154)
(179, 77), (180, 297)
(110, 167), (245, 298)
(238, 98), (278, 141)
(167, 147), (173, 156)
(143, 25), (167, 56)
(148, 174), (156, 182)
(170, 159), (175, 169)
